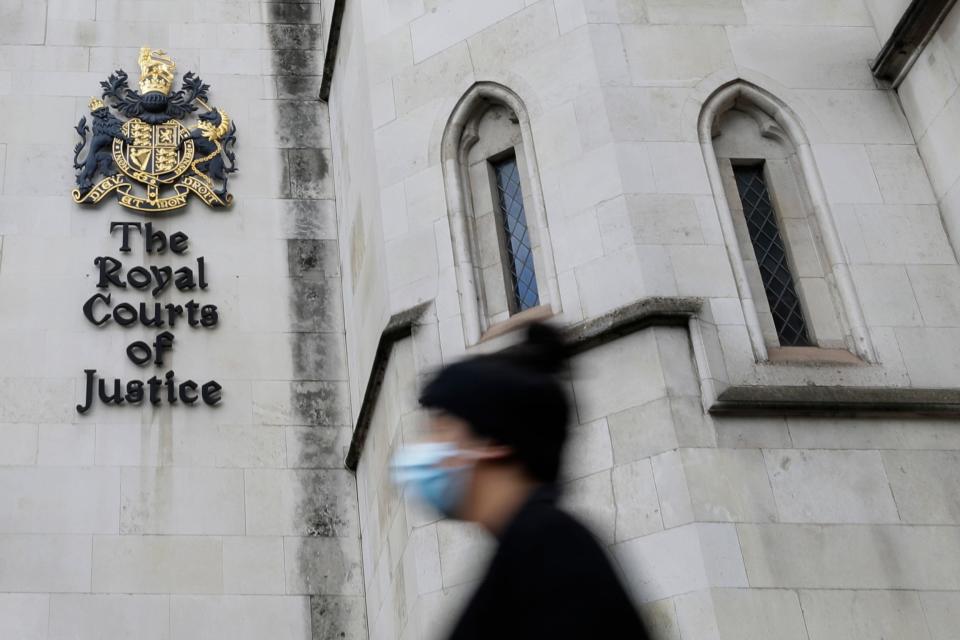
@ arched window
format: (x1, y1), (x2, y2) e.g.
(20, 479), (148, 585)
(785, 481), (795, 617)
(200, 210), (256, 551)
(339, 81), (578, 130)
(442, 83), (560, 345)
(699, 81), (876, 362)
(468, 104), (540, 318)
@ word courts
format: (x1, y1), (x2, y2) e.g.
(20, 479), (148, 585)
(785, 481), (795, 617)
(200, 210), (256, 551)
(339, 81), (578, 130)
(77, 222), (222, 413)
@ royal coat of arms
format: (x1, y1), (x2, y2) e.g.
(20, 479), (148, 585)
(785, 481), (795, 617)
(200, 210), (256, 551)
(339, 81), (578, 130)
(72, 47), (238, 213)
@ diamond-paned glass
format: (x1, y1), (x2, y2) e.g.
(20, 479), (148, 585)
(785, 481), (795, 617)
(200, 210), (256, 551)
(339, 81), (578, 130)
(493, 156), (540, 312)
(733, 164), (811, 347)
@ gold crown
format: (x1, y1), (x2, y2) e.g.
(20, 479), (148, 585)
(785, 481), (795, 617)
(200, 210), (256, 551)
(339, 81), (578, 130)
(137, 46), (176, 95)
(89, 97), (105, 111)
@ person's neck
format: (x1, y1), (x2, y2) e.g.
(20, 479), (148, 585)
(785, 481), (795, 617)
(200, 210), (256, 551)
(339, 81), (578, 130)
(469, 468), (540, 536)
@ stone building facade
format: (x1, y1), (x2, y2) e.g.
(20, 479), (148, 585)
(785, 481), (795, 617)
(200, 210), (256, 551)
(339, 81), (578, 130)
(1, 0), (960, 639)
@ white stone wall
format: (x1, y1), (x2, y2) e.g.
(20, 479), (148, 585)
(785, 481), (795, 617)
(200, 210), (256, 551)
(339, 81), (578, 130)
(3, 0), (960, 637)
(898, 3), (960, 267)
(0, 1), (364, 639)
(331, 1), (960, 639)
(331, 0), (960, 397)
(359, 326), (960, 640)
(862, 0), (912, 44)
(328, 0), (396, 421)
(354, 336), (470, 640)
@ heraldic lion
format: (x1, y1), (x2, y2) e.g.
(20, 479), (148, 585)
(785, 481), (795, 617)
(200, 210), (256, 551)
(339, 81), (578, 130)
(73, 98), (133, 193)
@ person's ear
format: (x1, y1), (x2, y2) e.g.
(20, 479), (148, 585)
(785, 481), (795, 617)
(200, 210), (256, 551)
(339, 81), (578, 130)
(471, 444), (513, 461)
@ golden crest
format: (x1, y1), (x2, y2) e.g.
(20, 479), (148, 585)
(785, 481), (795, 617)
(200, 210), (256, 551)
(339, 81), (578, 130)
(113, 119), (195, 182)
(72, 47), (238, 214)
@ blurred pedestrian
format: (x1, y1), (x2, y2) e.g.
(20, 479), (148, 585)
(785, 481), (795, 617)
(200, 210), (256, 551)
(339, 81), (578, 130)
(392, 322), (650, 639)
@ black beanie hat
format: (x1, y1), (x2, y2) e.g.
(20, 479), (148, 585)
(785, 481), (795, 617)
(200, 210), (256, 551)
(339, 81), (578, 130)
(418, 323), (571, 483)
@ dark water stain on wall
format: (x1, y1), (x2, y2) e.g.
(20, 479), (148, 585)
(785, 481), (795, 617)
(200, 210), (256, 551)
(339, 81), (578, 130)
(266, 3), (365, 638)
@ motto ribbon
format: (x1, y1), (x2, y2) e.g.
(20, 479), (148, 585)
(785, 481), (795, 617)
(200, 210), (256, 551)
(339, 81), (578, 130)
(72, 173), (231, 212)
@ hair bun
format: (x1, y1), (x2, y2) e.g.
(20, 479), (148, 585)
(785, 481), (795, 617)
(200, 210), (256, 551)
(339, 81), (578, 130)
(501, 321), (569, 374)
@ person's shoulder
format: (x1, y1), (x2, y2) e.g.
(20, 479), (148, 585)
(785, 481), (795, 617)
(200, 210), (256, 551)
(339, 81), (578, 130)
(506, 500), (638, 602)
(510, 499), (605, 552)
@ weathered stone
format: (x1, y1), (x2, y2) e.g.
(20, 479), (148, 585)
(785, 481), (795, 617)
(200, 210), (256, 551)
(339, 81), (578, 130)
(266, 24), (323, 50)
(0, 594), (49, 640)
(285, 149), (335, 200)
(608, 398), (677, 464)
(276, 75), (323, 99)
(800, 590), (930, 640)
(764, 449), (899, 524)
(883, 450), (960, 524)
(922, 591), (960, 640)
(272, 48), (323, 76)
(93, 536), (222, 594)
(264, 2), (321, 25)
(562, 470), (617, 544)
(285, 537), (364, 595)
(435, 520), (494, 588)
(683, 448), (779, 523)
(0, 423), (38, 465)
(222, 537), (286, 595)
(287, 426), (353, 469)
(120, 467), (245, 535)
(245, 469), (359, 537)
(49, 595), (170, 640)
(2, 0), (960, 637)
(613, 523), (747, 602)
(170, 596), (312, 640)
(738, 524), (960, 589)
(274, 101), (331, 149)
(612, 459), (663, 541)
(311, 596), (368, 640)
(0, 467), (118, 534)
(713, 588), (808, 640)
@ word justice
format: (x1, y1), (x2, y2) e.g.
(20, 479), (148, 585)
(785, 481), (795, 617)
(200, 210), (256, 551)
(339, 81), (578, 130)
(77, 368), (222, 414)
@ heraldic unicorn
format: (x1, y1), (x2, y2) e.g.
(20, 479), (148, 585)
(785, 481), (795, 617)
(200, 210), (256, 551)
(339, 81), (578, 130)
(72, 47), (238, 213)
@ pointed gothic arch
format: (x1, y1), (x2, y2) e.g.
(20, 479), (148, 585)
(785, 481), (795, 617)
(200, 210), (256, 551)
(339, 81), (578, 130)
(698, 79), (876, 363)
(440, 82), (561, 346)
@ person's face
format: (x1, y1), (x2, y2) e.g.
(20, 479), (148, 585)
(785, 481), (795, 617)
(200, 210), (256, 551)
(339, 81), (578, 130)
(391, 409), (516, 521)
(424, 410), (509, 467)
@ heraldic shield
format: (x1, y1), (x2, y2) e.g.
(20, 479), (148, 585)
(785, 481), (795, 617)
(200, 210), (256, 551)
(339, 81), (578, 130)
(72, 47), (238, 213)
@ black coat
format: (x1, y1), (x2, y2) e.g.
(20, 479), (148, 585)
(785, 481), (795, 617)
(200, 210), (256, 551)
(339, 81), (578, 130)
(446, 486), (650, 639)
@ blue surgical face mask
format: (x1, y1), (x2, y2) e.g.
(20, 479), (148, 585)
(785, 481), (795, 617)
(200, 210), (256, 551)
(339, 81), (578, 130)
(390, 442), (472, 518)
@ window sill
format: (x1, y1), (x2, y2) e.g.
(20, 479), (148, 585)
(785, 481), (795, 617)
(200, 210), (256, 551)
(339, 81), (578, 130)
(766, 346), (864, 366)
(479, 304), (554, 344)
(711, 385), (960, 417)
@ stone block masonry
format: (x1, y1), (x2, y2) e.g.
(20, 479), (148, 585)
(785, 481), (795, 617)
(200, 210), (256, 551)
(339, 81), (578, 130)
(330, 0), (960, 628)
(0, 1), (363, 639)
(3, 0), (960, 639)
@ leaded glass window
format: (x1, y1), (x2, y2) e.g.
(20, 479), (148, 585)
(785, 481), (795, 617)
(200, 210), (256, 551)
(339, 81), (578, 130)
(733, 163), (811, 347)
(493, 156), (539, 312)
